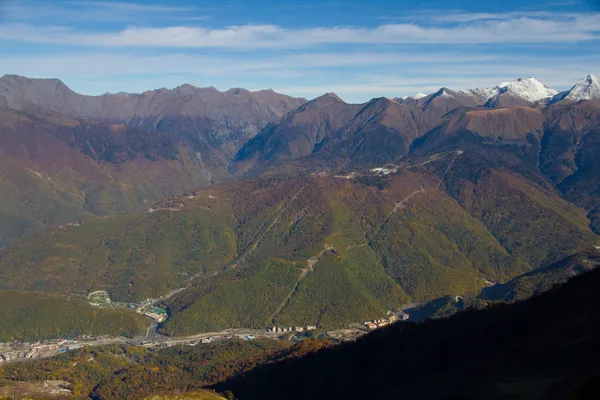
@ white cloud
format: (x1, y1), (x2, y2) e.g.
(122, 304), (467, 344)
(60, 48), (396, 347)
(1, 7), (598, 103)
(2, 49), (597, 103)
(0, 51), (503, 78)
(0, 11), (599, 48)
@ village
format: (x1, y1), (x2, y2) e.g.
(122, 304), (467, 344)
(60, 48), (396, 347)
(0, 307), (412, 364)
(1, 280), (415, 365)
(0, 335), (120, 364)
(87, 289), (181, 324)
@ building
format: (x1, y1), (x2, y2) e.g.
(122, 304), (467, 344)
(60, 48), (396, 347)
(144, 312), (167, 323)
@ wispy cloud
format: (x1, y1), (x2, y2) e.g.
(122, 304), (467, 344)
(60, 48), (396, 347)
(0, 51), (506, 77)
(1, 5), (598, 102)
(2, 50), (597, 97)
(1, 11), (599, 48)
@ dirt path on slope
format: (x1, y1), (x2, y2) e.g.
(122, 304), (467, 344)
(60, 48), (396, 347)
(368, 188), (426, 242)
(225, 186), (305, 271)
(267, 244), (334, 323)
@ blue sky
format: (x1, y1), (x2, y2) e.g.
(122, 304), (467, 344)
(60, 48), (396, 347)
(0, 0), (599, 102)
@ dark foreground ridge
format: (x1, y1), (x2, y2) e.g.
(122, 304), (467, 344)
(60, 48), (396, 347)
(215, 268), (600, 400)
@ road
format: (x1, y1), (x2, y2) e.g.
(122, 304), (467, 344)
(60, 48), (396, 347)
(1, 327), (283, 365)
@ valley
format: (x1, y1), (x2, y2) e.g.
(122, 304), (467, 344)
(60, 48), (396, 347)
(1, 71), (600, 399)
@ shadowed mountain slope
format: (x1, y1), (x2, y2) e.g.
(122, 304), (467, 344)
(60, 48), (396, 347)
(216, 267), (600, 400)
(231, 93), (362, 174)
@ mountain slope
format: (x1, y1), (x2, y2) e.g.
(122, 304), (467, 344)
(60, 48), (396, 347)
(411, 99), (600, 234)
(484, 77), (558, 108)
(231, 93), (362, 174)
(232, 95), (440, 173)
(0, 165), (594, 334)
(0, 290), (147, 342)
(539, 101), (600, 232)
(311, 97), (439, 165)
(216, 267), (600, 400)
(0, 76), (307, 245)
(0, 75), (307, 170)
(0, 107), (220, 245)
(552, 75), (600, 103)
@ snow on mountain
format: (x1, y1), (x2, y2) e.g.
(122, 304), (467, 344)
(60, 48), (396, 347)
(467, 86), (500, 101)
(409, 93), (428, 100)
(401, 75), (597, 108)
(562, 75), (600, 101)
(468, 87), (498, 101)
(497, 77), (558, 102)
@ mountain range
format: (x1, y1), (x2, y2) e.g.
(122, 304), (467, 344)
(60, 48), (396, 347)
(0, 73), (599, 338)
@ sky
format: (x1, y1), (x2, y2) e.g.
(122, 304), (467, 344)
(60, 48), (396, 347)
(0, 0), (599, 103)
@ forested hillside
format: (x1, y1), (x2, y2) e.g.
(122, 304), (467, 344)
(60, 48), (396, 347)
(215, 268), (600, 399)
(0, 291), (147, 342)
(1, 156), (595, 333)
(0, 339), (319, 399)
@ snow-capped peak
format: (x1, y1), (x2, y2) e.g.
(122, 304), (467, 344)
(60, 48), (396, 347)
(497, 77), (558, 102)
(409, 92), (428, 100)
(564, 75), (600, 101)
(467, 77), (557, 104)
(469, 87), (498, 101)
(437, 88), (453, 98)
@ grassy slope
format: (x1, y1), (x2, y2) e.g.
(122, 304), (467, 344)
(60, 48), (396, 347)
(0, 291), (147, 342)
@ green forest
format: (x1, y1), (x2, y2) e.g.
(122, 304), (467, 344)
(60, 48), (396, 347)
(0, 170), (596, 336)
(0, 291), (147, 342)
(0, 339), (324, 399)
